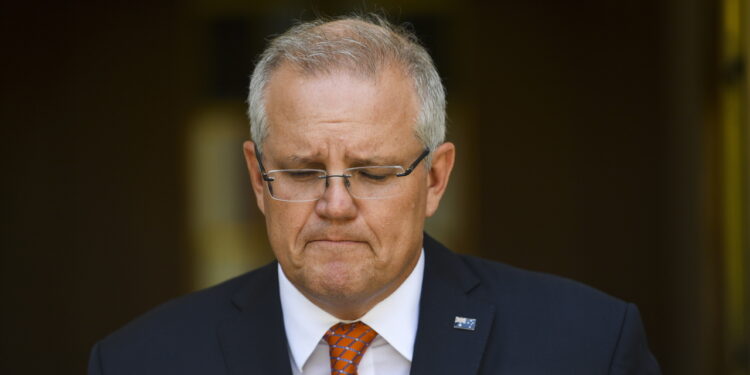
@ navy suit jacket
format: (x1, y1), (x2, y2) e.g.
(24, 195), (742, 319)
(89, 234), (661, 374)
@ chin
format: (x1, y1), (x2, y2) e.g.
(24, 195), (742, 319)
(301, 242), (373, 273)
(307, 263), (373, 299)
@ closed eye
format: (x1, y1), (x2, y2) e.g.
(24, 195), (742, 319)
(351, 167), (400, 182)
(288, 171), (318, 177)
(274, 170), (325, 181)
(359, 170), (388, 180)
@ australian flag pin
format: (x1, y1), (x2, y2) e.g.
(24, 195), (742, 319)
(453, 316), (477, 331)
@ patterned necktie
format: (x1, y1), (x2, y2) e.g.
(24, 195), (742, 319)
(323, 321), (378, 375)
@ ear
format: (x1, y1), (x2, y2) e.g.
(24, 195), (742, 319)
(425, 142), (456, 217)
(243, 141), (266, 215)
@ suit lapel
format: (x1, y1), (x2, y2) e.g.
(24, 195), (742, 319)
(215, 235), (494, 375)
(217, 263), (293, 375)
(410, 234), (496, 375)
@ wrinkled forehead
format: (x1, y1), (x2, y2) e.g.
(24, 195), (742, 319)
(261, 64), (421, 158)
(263, 59), (416, 109)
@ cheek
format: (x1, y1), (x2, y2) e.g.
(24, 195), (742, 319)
(368, 192), (425, 246)
(265, 201), (312, 255)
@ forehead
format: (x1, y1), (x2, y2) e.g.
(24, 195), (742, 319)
(262, 64), (420, 156)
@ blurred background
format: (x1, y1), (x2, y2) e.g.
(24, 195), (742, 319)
(1, 0), (748, 374)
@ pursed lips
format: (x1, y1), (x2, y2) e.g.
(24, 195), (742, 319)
(309, 239), (365, 244)
(306, 238), (369, 250)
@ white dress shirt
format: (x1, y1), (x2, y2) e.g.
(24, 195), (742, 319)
(278, 249), (425, 375)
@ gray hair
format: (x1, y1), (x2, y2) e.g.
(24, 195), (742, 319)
(247, 15), (446, 157)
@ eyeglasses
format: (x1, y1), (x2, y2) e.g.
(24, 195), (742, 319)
(255, 145), (430, 202)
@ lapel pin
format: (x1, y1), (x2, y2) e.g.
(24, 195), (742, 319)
(453, 316), (477, 331)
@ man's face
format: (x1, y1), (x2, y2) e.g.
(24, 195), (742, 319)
(244, 64), (454, 318)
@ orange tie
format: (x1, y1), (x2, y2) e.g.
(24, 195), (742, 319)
(323, 321), (378, 375)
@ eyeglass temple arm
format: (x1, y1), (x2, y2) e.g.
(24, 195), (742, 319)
(396, 148), (431, 177)
(253, 144), (275, 182)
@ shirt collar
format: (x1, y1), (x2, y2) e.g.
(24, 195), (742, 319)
(278, 249), (425, 372)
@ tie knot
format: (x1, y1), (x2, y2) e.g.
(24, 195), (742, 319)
(323, 321), (378, 375)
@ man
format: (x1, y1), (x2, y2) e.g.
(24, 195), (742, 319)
(89, 16), (661, 374)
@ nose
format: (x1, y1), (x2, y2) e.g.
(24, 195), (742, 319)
(314, 175), (357, 221)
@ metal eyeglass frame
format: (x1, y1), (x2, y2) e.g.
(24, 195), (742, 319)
(254, 144), (431, 200)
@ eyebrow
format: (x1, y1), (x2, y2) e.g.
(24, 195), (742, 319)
(280, 154), (401, 168)
(275, 155), (325, 169)
(348, 155), (401, 167)
(286, 155), (318, 164)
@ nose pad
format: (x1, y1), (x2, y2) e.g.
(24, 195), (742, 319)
(317, 175), (356, 217)
(324, 175), (352, 192)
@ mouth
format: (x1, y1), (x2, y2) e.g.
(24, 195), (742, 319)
(305, 239), (370, 251)
(309, 239), (365, 245)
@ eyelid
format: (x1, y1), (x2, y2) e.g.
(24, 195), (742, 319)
(266, 168), (326, 174)
(268, 166), (402, 174)
(345, 165), (403, 170)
